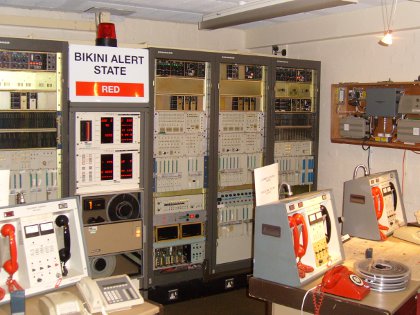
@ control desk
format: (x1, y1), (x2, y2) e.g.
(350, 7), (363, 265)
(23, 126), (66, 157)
(249, 236), (419, 315)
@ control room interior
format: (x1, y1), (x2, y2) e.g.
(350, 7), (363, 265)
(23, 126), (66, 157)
(0, 1), (419, 315)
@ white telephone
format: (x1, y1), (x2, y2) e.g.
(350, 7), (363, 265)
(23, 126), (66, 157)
(38, 291), (88, 315)
(77, 275), (144, 314)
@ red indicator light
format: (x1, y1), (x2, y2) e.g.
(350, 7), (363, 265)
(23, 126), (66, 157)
(4, 211), (14, 218)
(189, 214), (195, 219)
(96, 23), (117, 47)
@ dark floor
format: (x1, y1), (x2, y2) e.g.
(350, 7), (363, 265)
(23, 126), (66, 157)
(164, 288), (267, 315)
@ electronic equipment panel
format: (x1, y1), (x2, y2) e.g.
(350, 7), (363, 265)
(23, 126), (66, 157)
(152, 56), (210, 280)
(342, 169), (406, 241)
(254, 190), (344, 287)
(70, 107), (145, 281)
(0, 43), (64, 206)
(331, 82), (420, 149)
(74, 112), (141, 195)
(80, 192), (141, 225)
(274, 66), (318, 192)
(216, 189), (254, 265)
(79, 190), (143, 278)
(215, 61), (266, 268)
(0, 198), (88, 304)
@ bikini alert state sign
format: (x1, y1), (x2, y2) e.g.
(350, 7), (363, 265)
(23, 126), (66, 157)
(69, 44), (149, 103)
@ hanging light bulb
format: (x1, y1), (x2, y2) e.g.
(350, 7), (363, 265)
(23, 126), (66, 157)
(378, 0), (398, 46)
(379, 30), (393, 46)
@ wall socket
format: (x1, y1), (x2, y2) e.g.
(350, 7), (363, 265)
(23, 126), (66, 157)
(225, 278), (234, 290)
(168, 288), (179, 301)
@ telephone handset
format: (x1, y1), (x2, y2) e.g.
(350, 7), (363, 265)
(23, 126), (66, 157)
(1, 224), (23, 292)
(371, 187), (384, 219)
(320, 265), (370, 300)
(320, 205), (331, 243)
(293, 213), (308, 257)
(389, 182), (397, 210)
(55, 215), (71, 276)
(371, 186), (388, 240)
(288, 216), (300, 257)
(289, 213), (314, 278)
(1, 224), (18, 275)
(77, 275), (144, 314)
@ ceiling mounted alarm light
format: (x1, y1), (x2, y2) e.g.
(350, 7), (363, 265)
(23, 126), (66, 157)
(96, 22), (117, 47)
(198, 0), (358, 30)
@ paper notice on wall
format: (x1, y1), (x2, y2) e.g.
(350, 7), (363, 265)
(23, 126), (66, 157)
(254, 163), (279, 207)
(0, 170), (10, 207)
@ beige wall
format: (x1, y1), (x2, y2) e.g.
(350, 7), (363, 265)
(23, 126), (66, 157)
(247, 2), (420, 222)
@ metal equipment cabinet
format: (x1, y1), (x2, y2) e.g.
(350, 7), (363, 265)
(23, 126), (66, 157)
(0, 37), (69, 205)
(267, 58), (321, 195)
(145, 48), (321, 303)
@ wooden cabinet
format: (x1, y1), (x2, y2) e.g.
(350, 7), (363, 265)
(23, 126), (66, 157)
(331, 81), (420, 150)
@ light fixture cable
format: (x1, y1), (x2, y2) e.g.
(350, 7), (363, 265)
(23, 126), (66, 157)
(379, 0), (398, 46)
(381, 0), (398, 33)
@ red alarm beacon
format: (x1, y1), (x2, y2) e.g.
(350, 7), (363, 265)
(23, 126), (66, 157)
(96, 22), (117, 47)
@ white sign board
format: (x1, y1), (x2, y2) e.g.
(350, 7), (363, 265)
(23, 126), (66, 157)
(69, 44), (149, 103)
(254, 163), (279, 207)
(0, 170), (9, 206)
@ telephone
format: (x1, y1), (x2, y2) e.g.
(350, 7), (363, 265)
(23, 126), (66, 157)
(289, 213), (314, 278)
(342, 169), (406, 241)
(77, 275), (144, 313)
(321, 265), (370, 300)
(39, 291), (87, 315)
(371, 186), (388, 240)
(320, 205), (331, 243)
(55, 215), (71, 276)
(254, 189), (344, 288)
(1, 224), (23, 292)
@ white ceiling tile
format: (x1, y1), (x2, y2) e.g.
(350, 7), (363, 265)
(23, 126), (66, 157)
(0, 0), (412, 29)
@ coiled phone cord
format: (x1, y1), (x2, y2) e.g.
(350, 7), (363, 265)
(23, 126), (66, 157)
(301, 284), (324, 315)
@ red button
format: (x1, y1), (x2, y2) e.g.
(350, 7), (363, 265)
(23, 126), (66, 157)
(76, 81), (144, 97)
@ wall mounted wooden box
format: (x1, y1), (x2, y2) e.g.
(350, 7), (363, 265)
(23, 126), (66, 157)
(331, 81), (420, 150)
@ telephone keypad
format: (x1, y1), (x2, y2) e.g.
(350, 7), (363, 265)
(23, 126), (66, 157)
(20, 214), (62, 286)
(308, 209), (330, 267)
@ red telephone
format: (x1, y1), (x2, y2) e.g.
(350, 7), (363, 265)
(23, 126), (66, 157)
(321, 265), (370, 300)
(288, 216), (299, 256)
(371, 186), (388, 240)
(1, 224), (23, 292)
(289, 213), (314, 279)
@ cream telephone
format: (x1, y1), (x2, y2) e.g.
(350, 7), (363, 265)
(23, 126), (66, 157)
(77, 275), (144, 313)
(39, 291), (87, 315)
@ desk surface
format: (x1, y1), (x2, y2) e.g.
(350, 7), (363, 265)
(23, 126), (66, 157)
(342, 236), (419, 281)
(0, 285), (162, 315)
(249, 237), (420, 315)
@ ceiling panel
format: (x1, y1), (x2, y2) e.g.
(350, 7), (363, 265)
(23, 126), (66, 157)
(0, 0), (411, 29)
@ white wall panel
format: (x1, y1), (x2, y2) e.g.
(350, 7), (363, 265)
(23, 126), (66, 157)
(250, 24), (420, 222)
